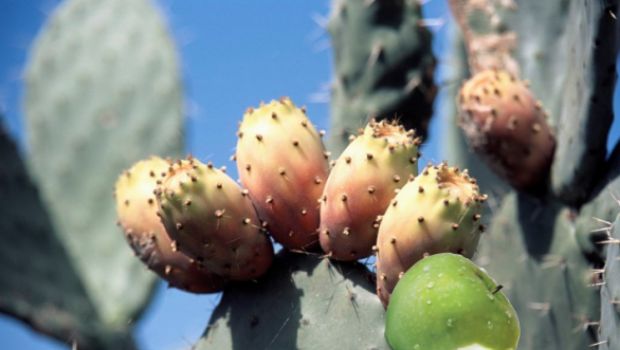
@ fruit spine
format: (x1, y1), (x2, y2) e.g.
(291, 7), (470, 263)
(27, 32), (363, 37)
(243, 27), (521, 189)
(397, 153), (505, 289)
(114, 157), (225, 293)
(235, 98), (329, 251)
(157, 158), (273, 281)
(319, 120), (420, 261)
(376, 163), (486, 306)
(457, 69), (555, 191)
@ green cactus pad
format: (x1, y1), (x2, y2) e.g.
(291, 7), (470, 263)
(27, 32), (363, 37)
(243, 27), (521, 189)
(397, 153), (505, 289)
(598, 214), (620, 349)
(475, 193), (600, 349)
(23, 0), (183, 331)
(386, 253), (519, 350)
(0, 124), (135, 349)
(327, 0), (436, 154)
(197, 251), (388, 350)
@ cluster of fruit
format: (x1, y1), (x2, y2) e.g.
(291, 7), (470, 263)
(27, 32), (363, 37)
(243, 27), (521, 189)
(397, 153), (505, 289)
(114, 95), (520, 349)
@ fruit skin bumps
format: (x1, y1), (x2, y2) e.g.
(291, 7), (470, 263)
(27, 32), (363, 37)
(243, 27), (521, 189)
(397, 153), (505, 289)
(157, 158), (273, 281)
(114, 157), (225, 293)
(457, 69), (555, 191)
(376, 163), (486, 306)
(385, 253), (520, 350)
(319, 120), (420, 261)
(235, 98), (329, 251)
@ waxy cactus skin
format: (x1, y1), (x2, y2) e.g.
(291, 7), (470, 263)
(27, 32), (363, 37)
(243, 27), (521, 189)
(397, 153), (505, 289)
(157, 158), (273, 281)
(319, 120), (420, 261)
(457, 69), (555, 192)
(236, 98), (329, 251)
(115, 157), (225, 293)
(376, 163), (486, 306)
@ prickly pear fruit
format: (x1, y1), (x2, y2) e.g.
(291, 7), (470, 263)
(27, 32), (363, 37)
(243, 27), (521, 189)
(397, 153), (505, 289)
(157, 158), (273, 281)
(235, 98), (329, 251)
(385, 253), (520, 350)
(376, 163), (485, 306)
(319, 120), (420, 261)
(114, 157), (225, 293)
(457, 69), (555, 192)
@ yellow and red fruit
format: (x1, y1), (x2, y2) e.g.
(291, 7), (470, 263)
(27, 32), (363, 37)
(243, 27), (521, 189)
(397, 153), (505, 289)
(157, 158), (273, 281)
(114, 157), (225, 293)
(376, 163), (486, 307)
(235, 98), (329, 251)
(319, 120), (420, 261)
(457, 69), (555, 191)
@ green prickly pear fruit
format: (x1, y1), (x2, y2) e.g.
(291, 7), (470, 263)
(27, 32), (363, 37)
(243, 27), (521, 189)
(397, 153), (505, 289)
(376, 163), (486, 306)
(457, 69), (555, 192)
(319, 119), (420, 261)
(235, 98), (329, 251)
(385, 253), (520, 350)
(114, 157), (226, 293)
(157, 158), (274, 281)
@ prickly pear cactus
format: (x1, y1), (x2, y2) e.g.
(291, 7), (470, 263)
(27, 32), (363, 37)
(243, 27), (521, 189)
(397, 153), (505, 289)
(0, 123), (134, 349)
(157, 159), (274, 281)
(197, 251), (388, 350)
(442, 0), (620, 348)
(114, 157), (226, 293)
(327, 0), (437, 154)
(319, 120), (419, 261)
(236, 99), (329, 251)
(376, 163), (486, 306)
(449, 0), (619, 204)
(599, 214), (620, 350)
(15, 0), (184, 345)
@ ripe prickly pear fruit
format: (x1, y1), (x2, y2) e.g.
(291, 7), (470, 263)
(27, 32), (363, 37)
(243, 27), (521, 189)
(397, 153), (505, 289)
(319, 120), (420, 261)
(385, 253), (520, 350)
(457, 69), (555, 192)
(157, 158), (273, 281)
(114, 157), (225, 293)
(235, 98), (329, 251)
(376, 163), (486, 306)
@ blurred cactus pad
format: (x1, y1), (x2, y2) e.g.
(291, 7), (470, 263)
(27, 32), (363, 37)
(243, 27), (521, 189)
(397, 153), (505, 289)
(2, 0), (620, 349)
(1, 0), (183, 347)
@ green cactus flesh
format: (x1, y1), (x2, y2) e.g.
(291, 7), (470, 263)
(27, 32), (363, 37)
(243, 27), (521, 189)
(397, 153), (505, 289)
(0, 123), (135, 349)
(598, 214), (620, 349)
(197, 251), (388, 350)
(386, 253), (520, 350)
(327, 0), (436, 154)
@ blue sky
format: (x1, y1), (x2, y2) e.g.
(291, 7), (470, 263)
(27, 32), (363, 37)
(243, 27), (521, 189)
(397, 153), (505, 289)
(1, 1), (618, 349)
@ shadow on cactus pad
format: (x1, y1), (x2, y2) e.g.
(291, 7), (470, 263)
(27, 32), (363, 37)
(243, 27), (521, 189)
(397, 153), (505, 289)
(198, 250), (388, 350)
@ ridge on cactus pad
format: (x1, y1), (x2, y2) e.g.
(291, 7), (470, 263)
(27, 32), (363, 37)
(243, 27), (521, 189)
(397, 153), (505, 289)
(457, 69), (555, 193)
(235, 98), (329, 251)
(157, 158), (274, 281)
(114, 156), (226, 293)
(376, 162), (486, 306)
(386, 253), (520, 350)
(319, 119), (420, 261)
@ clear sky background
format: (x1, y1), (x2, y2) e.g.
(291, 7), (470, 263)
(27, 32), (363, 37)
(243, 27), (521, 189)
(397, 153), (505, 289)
(0, 1), (618, 349)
